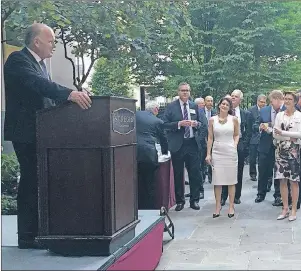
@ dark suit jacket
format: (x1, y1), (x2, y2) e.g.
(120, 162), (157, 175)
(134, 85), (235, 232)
(248, 105), (261, 145)
(256, 105), (285, 154)
(200, 108), (217, 119)
(4, 47), (72, 143)
(162, 100), (208, 153)
(136, 110), (168, 165)
(238, 109), (252, 156)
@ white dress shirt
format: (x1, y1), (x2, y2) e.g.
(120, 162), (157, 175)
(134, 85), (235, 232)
(26, 47), (46, 71)
(205, 107), (212, 121)
(178, 99), (194, 138)
(233, 106), (242, 137)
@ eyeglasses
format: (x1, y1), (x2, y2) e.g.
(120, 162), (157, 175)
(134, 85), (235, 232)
(179, 89), (190, 92)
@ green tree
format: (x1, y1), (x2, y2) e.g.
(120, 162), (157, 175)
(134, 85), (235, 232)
(90, 57), (132, 97)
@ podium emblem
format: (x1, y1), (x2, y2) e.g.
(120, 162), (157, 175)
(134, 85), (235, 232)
(112, 108), (135, 135)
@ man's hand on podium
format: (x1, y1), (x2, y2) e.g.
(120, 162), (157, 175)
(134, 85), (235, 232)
(68, 90), (92, 109)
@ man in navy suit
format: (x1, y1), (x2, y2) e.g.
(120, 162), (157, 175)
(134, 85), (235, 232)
(254, 90), (284, 205)
(4, 23), (92, 249)
(163, 83), (208, 211)
(248, 94), (267, 181)
(136, 101), (168, 209)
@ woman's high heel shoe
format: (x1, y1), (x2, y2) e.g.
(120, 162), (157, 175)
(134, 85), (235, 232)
(213, 206), (222, 218)
(277, 209), (289, 220)
(289, 215), (297, 222)
(228, 207), (235, 218)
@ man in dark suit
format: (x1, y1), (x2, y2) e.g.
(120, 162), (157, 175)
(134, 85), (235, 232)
(254, 90), (284, 206)
(136, 101), (168, 209)
(221, 89), (252, 205)
(4, 23), (92, 249)
(248, 94), (267, 181)
(203, 96), (217, 183)
(163, 83), (208, 211)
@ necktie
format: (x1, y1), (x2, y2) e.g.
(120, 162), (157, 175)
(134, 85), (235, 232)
(232, 108), (236, 116)
(39, 60), (50, 80)
(183, 103), (190, 138)
(39, 60), (55, 108)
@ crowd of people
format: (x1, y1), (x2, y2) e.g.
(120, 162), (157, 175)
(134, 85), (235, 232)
(4, 22), (301, 251)
(137, 83), (301, 222)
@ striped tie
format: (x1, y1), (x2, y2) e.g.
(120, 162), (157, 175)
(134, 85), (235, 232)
(232, 108), (236, 116)
(183, 103), (190, 138)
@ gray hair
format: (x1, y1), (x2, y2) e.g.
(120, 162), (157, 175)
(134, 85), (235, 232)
(257, 94), (267, 101)
(231, 89), (244, 99)
(269, 89), (283, 100)
(24, 23), (50, 47)
(145, 101), (159, 111)
(194, 97), (204, 104)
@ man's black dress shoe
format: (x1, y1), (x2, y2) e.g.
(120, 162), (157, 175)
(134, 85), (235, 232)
(200, 192), (204, 199)
(272, 197), (283, 206)
(175, 203), (185, 211)
(250, 176), (257, 182)
(18, 239), (46, 249)
(255, 196), (264, 203)
(185, 181), (189, 185)
(190, 201), (200, 210)
(234, 198), (241, 204)
(185, 193), (191, 197)
(221, 198), (226, 206)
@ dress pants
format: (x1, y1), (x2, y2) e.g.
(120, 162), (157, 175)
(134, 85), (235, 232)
(137, 162), (158, 210)
(200, 146), (207, 183)
(222, 147), (245, 200)
(257, 147), (280, 199)
(171, 139), (202, 204)
(249, 144), (258, 178)
(12, 142), (38, 243)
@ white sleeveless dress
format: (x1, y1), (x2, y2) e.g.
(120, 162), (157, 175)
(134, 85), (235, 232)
(211, 115), (238, 185)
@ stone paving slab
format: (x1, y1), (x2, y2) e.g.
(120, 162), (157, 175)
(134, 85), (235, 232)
(158, 166), (301, 270)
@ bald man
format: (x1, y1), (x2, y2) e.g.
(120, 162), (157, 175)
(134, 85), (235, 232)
(4, 23), (92, 249)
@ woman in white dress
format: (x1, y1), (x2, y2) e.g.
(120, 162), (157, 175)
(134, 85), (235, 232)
(273, 91), (301, 221)
(206, 97), (239, 218)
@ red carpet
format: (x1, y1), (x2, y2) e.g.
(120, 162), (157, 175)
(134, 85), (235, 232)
(107, 221), (164, 270)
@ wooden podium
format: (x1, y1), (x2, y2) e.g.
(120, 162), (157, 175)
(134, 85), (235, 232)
(36, 96), (139, 256)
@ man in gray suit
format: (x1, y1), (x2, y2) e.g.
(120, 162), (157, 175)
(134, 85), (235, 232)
(248, 94), (267, 181)
(136, 101), (168, 209)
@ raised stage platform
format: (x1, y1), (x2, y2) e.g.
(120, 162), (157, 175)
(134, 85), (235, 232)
(2, 210), (165, 270)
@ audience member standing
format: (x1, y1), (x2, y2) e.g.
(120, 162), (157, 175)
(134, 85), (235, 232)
(163, 83), (207, 211)
(248, 94), (267, 181)
(221, 89), (251, 205)
(195, 97), (205, 111)
(295, 90), (301, 209)
(255, 90), (284, 206)
(206, 97), (239, 218)
(4, 23), (92, 249)
(203, 96), (217, 183)
(136, 102), (168, 210)
(273, 92), (301, 221)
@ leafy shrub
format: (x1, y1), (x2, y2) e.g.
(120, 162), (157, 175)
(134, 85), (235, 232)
(1, 153), (19, 196)
(1, 195), (17, 215)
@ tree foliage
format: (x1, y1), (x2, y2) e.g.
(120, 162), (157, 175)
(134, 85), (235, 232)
(90, 57), (132, 97)
(1, 0), (301, 100)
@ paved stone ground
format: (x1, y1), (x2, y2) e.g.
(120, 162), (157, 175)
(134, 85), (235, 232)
(157, 166), (301, 270)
